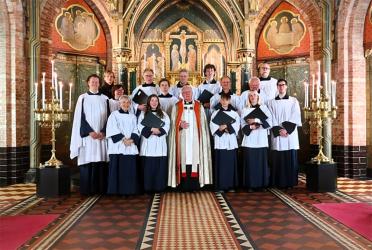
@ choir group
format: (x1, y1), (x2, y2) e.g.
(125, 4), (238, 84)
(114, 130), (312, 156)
(70, 63), (302, 196)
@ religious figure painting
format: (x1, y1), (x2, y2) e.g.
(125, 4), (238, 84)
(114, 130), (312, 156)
(169, 26), (197, 71)
(55, 4), (100, 51)
(142, 44), (165, 78)
(204, 44), (224, 77)
(263, 10), (306, 54)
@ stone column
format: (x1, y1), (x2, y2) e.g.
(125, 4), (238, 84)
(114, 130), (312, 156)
(320, 0), (333, 160)
(26, 0), (41, 182)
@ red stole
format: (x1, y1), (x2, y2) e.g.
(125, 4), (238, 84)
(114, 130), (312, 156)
(175, 101), (202, 185)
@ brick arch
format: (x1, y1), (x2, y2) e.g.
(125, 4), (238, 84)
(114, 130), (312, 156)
(334, 0), (369, 150)
(39, 0), (113, 72)
(254, 0), (322, 71)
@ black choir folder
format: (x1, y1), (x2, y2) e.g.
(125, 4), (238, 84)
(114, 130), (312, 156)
(198, 90), (214, 103)
(212, 110), (236, 125)
(141, 112), (165, 128)
(133, 89), (148, 104)
(244, 107), (268, 121)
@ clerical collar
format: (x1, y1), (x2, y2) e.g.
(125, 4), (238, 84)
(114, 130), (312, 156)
(259, 76), (271, 81)
(87, 91), (101, 95)
(219, 90), (233, 96)
(275, 94), (289, 100)
(119, 109), (129, 114)
(150, 109), (157, 112)
(203, 79), (217, 84)
(177, 82), (189, 88)
(184, 100), (193, 105)
(143, 83), (156, 87)
(159, 93), (173, 98)
(251, 104), (260, 108)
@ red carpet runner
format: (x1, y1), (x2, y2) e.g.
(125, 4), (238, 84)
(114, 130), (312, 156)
(314, 203), (372, 241)
(152, 192), (242, 249)
(0, 214), (59, 250)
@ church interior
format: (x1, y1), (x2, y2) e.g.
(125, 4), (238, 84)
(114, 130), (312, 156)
(0, 0), (371, 249)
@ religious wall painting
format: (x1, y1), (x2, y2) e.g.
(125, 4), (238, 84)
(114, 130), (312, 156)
(55, 4), (100, 51)
(169, 25), (198, 72)
(142, 44), (165, 79)
(204, 29), (223, 41)
(263, 10), (306, 54)
(204, 44), (225, 78)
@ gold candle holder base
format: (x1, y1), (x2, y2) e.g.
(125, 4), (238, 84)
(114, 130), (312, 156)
(35, 87), (72, 168)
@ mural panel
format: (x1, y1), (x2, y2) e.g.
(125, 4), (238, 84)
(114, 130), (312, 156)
(55, 4), (100, 51)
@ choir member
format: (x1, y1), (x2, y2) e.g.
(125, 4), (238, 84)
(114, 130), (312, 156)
(210, 92), (240, 192)
(239, 77), (268, 111)
(158, 78), (178, 116)
(138, 94), (170, 192)
(198, 64), (222, 119)
(106, 95), (140, 195)
(70, 74), (109, 195)
(241, 90), (272, 190)
(109, 84), (135, 113)
(170, 69), (199, 100)
(258, 63), (277, 101)
(267, 79), (302, 188)
(210, 75), (240, 113)
(131, 68), (159, 114)
(100, 70), (115, 99)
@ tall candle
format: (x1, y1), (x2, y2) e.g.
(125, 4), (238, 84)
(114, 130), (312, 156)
(54, 72), (58, 100)
(42, 73), (46, 110)
(69, 83), (72, 110)
(34, 82), (38, 109)
(51, 60), (55, 77)
(311, 74), (315, 100)
(59, 81), (63, 110)
(304, 81), (309, 108)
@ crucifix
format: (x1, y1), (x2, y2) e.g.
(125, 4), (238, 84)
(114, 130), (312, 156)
(170, 29), (197, 65)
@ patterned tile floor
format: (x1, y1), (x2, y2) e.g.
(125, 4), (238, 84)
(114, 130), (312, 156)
(0, 183), (35, 212)
(0, 176), (371, 249)
(53, 195), (151, 250)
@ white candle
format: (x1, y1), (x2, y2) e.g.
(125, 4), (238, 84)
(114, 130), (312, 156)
(54, 72), (58, 100)
(311, 74), (315, 100)
(69, 83), (72, 110)
(34, 82), (38, 109)
(59, 81), (63, 110)
(152, 53), (156, 76)
(304, 81), (309, 108)
(317, 82), (320, 105)
(51, 60), (55, 74)
(42, 74), (46, 110)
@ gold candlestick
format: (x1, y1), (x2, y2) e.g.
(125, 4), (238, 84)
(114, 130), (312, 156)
(35, 86), (72, 168)
(304, 93), (337, 164)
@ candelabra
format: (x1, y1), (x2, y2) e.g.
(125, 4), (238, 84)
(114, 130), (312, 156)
(303, 92), (337, 164)
(35, 81), (72, 168)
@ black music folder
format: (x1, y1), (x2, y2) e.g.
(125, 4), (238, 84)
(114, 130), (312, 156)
(141, 112), (165, 128)
(197, 90), (214, 103)
(244, 107), (268, 121)
(132, 89), (148, 105)
(212, 110), (236, 125)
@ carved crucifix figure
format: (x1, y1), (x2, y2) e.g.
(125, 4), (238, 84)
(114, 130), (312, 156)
(170, 29), (197, 65)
